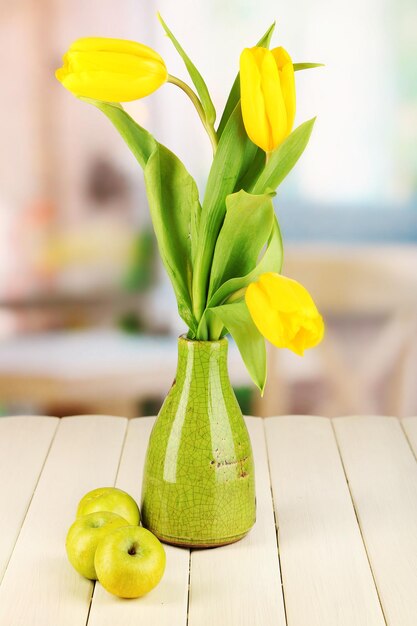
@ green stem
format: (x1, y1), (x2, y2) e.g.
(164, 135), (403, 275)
(168, 75), (218, 155)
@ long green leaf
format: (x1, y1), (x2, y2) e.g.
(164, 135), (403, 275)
(217, 79), (240, 140)
(90, 100), (200, 332)
(91, 100), (155, 167)
(208, 218), (283, 309)
(192, 102), (258, 321)
(233, 106), (317, 199)
(144, 146), (200, 332)
(208, 301), (267, 392)
(235, 145), (266, 192)
(217, 22), (275, 137)
(158, 13), (216, 126)
(208, 190), (274, 298)
(294, 62), (324, 71)
(252, 118), (316, 194)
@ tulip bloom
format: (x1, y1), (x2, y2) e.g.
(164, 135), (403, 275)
(240, 46), (296, 152)
(245, 272), (324, 355)
(56, 37), (168, 102)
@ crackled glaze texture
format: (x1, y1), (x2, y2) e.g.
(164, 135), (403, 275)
(141, 337), (256, 547)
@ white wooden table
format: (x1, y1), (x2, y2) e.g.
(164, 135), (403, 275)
(1, 414), (417, 626)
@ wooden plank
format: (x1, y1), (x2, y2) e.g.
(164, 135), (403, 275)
(88, 417), (190, 626)
(0, 416), (58, 581)
(187, 417), (286, 626)
(0, 415), (127, 626)
(334, 415), (417, 626)
(265, 415), (385, 626)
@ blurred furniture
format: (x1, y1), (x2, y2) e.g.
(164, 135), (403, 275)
(0, 291), (144, 335)
(259, 245), (417, 417)
(1, 414), (417, 625)
(0, 329), (250, 417)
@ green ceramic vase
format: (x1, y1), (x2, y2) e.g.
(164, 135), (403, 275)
(141, 336), (256, 547)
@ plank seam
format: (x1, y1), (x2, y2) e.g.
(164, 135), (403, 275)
(85, 417), (129, 626)
(0, 417), (60, 586)
(330, 419), (389, 626)
(84, 582), (95, 626)
(263, 419), (289, 626)
(114, 418), (130, 484)
(399, 419), (417, 465)
(185, 550), (192, 626)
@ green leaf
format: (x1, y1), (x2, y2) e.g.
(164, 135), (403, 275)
(89, 100), (200, 333)
(294, 62), (325, 71)
(90, 100), (155, 168)
(252, 118), (316, 194)
(235, 147), (266, 192)
(144, 145), (200, 332)
(208, 301), (266, 393)
(208, 217), (283, 309)
(208, 190), (274, 299)
(192, 102), (258, 320)
(217, 79), (239, 140)
(158, 13), (216, 126)
(217, 22), (275, 137)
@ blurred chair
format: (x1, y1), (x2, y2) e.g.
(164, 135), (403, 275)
(257, 245), (417, 417)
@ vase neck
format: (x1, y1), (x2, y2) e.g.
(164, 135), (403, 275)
(175, 337), (230, 390)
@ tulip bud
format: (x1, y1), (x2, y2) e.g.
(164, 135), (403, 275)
(240, 46), (296, 152)
(245, 272), (324, 355)
(56, 37), (168, 102)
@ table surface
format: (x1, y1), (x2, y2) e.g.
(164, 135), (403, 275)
(1, 414), (417, 626)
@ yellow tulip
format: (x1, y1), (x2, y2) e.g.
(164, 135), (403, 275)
(245, 272), (324, 355)
(240, 46), (296, 152)
(56, 37), (168, 102)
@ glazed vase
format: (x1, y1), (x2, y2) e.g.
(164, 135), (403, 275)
(141, 336), (256, 547)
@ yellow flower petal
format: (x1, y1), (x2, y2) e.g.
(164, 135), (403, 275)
(260, 51), (287, 150)
(56, 37), (168, 102)
(272, 47), (296, 134)
(245, 272), (324, 355)
(240, 48), (271, 152)
(67, 37), (164, 62)
(240, 45), (296, 152)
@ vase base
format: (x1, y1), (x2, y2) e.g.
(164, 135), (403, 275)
(148, 528), (252, 549)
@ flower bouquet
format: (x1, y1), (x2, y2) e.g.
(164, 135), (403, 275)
(56, 16), (324, 547)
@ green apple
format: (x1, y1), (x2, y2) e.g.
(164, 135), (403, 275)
(66, 511), (129, 579)
(95, 526), (166, 598)
(76, 487), (140, 526)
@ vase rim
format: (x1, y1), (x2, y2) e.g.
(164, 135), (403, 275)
(178, 334), (228, 345)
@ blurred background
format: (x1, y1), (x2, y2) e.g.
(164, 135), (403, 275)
(0, 0), (416, 418)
